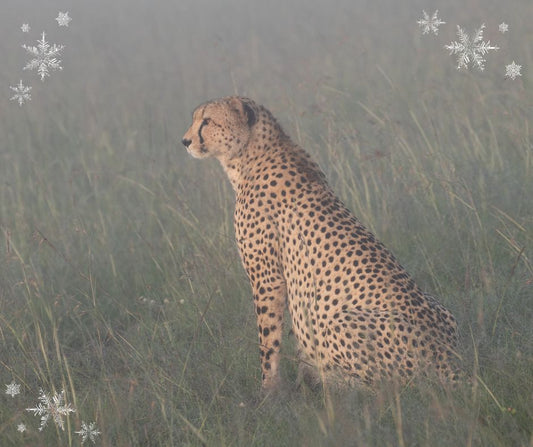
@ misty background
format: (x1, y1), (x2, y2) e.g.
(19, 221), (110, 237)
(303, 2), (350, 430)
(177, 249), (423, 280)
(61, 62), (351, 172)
(0, 0), (532, 445)
(2, 0), (530, 153)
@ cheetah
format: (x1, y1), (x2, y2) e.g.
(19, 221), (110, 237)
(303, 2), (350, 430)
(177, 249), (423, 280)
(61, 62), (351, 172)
(182, 96), (459, 393)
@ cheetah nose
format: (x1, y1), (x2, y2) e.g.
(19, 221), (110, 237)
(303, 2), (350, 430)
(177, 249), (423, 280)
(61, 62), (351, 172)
(182, 138), (192, 148)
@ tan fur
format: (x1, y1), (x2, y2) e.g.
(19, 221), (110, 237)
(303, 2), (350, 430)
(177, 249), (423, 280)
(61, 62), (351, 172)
(182, 96), (459, 393)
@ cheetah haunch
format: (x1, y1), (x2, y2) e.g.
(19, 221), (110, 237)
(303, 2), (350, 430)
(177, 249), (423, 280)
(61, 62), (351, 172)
(182, 96), (459, 393)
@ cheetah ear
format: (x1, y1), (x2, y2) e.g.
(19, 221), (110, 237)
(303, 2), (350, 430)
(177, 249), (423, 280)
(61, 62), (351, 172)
(242, 101), (256, 127)
(229, 97), (256, 128)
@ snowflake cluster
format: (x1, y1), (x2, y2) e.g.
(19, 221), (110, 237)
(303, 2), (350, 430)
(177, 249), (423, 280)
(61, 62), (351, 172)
(499, 22), (509, 34)
(5, 381), (100, 443)
(9, 11), (71, 106)
(505, 61), (522, 80)
(26, 389), (76, 431)
(56, 12), (72, 27)
(22, 31), (65, 81)
(76, 421), (102, 444)
(417, 10), (446, 35)
(5, 381), (21, 397)
(445, 24), (499, 71)
(417, 10), (523, 79)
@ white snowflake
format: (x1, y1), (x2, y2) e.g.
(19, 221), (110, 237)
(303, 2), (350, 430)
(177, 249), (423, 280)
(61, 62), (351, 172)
(10, 80), (32, 106)
(417, 10), (446, 35)
(17, 423), (27, 433)
(56, 12), (72, 27)
(26, 389), (76, 431)
(75, 421), (101, 444)
(21, 23), (30, 33)
(505, 61), (522, 80)
(499, 22), (509, 33)
(445, 24), (499, 71)
(22, 31), (65, 81)
(5, 381), (21, 397)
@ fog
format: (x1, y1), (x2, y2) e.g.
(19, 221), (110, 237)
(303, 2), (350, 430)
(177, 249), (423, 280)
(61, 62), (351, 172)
(0, 1), (532, 444)
(2, 0), (530, 140)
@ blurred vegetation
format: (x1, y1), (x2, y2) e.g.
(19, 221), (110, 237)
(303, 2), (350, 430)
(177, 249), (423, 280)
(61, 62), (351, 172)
(0, 0), (532, 445)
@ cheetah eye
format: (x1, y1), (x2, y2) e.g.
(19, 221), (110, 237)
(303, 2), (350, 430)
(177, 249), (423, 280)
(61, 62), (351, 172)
(201, 118), (211, 126)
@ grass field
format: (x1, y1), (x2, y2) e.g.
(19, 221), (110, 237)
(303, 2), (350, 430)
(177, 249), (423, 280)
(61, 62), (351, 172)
(1, 0), (532, 445)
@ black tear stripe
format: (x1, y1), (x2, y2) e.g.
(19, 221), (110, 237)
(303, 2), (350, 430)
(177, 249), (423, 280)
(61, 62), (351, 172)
(198, 105), (208, 145)
(198, 120), (207, 145)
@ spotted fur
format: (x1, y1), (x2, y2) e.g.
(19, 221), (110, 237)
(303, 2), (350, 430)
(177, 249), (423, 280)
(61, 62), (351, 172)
(182, 96), (459, 392)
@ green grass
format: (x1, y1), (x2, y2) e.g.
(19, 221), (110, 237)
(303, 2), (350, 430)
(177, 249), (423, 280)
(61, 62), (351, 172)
(1, 0), (532, 445)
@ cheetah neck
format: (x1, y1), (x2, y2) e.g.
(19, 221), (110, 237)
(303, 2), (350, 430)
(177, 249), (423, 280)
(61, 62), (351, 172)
(218, 126), (285, 193)
(218, 141), (267, 192)
(219, 156), (244, 192)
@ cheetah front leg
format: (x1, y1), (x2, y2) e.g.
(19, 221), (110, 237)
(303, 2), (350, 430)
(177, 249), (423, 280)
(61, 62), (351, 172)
(235, 210), (288, 394)
(251, 273), (287, 394)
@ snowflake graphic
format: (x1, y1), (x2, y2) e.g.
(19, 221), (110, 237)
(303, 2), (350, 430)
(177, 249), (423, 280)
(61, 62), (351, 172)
(22, 31), (65, 81)
(17, 423), (26, 433)
(505, 61), (522, 80)
(499, 22), (509, 33)
(417, 10), (446, 35)
(21, 23), (30, 33)
(5, 381), (21, 397)
(76, 421), (101, 444)
(56, 12), (72, 27)
(26, 389), (76, 431)
(9, 80), (32, 106)
(445, 24), (499, 71)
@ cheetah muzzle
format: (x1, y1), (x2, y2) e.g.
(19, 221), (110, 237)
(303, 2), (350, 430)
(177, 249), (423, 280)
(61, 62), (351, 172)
(182, 96), (459, 394)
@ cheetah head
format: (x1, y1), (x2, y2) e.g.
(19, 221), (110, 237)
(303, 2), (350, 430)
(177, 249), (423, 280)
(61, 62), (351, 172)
(182, 96), (257, 160)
